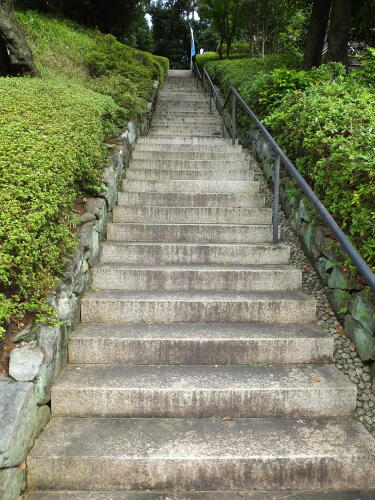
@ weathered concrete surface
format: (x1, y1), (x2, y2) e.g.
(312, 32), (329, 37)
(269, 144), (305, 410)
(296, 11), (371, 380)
(100, 242), (290, 266)
(118, 191), (265, 208)
(69, 322), (333, 365)
(91, 264), (301, 291)
(107, 222), (275, 244)
(23, 490), (375, 499)
(52, 364), (355, 418)
(125, 168), (252, 180)
(80, 290), (316, 324)
(27, 417), (375, 491)
(113, 206), (271, 224)
(0, 380), (37, 468)
(122, 179), (259, 194)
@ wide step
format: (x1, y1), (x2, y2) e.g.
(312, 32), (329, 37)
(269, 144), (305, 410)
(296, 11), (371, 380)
(122, 179), (259, 194)
(52, 364), (355, 418)
(69, 322), (333, 365)
(113, 206), (270, 224)
(28, 417), (375, 491)
(25, 491), (375, 499)
(125, 168), (252, 180)
(118, 192), (265, 208)
(100, 242), (290, 265)
(107, 223), (275, 243)
(91, 264), (301, 291)
(80, 290), (316, 324)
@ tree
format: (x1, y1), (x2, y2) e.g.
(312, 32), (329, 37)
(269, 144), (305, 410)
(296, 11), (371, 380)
(197, 0), (244, 58)
(0, 0), (38, 76)
(326, 0), (352, 66)
(303, 0), (331, 69)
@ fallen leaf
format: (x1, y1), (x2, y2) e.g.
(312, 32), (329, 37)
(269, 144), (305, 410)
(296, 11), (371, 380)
(304, 267), (310, 273)
(18, 462), (26, 471)
(222, 417), (233, 421)
(336, 326), (345, 336)
(310, 376), (321, 383)
(350, 341), (356, 350)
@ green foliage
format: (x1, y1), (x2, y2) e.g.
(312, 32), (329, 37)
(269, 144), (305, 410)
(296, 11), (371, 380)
(239, 63), (345, 118)
(216, 42), (251, 54)
(266, 80), (375, 267)
(354, 48), (375, 86)
(197, 53), (301, 95)
(202, 53), (374, 270)
(0, 11), (168, 338)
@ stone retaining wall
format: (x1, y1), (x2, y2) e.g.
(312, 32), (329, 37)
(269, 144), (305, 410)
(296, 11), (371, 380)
(0, 83), (158, 500)
(240, 127), (375, 374)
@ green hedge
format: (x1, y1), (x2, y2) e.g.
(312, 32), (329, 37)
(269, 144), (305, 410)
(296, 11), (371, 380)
(198, 53), (375, 270)
(0, 12), (168, 336)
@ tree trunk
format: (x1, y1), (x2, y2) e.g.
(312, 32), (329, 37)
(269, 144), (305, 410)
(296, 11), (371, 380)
(218, 38), (223, 59)
(303, 0), (332, 69)
(0, 0), (39, 76)
(326, 0), (352, 67)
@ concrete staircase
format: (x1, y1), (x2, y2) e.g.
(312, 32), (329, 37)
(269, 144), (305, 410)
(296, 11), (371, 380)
(27, 70), (375, 498)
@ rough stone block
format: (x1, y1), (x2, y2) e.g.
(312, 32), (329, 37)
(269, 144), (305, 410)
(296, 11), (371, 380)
(78, 222), (95, 252)
(349, 292), (375, 335)
(299, 198), (314, 222)
(0, 380), (37, 467)
(84, 198), (106, 219)
(315, 257), (334, 284)
(300, 223), (321, 261)
(328, 266), (351, 290)
(9, 345), (44, 382)
(344, 315), (375, 361)
(326, 289), (351, 319)
(0, 468), (23, 500)
(35, 325), (68, 404)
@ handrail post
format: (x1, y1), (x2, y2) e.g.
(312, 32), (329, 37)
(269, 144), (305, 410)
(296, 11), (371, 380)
(273, 155), (280, 244)
(209, 89), (212, 113)
(232, 91), (237, 146)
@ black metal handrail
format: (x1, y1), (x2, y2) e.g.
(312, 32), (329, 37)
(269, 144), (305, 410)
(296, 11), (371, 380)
(192, 62), (375, 293)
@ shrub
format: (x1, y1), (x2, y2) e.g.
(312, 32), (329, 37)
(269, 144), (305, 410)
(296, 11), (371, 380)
(0, 12), (169, 337)
(266, 80), (375, 267)
(0, 78), (123, 332)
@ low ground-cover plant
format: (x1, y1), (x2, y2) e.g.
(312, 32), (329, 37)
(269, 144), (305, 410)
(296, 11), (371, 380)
(0, 12), (168, 337)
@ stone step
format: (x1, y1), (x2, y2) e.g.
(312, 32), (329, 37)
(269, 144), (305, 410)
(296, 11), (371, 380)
(134, 142), (239, 151)
(106, 222), (275, 244)
(150, 132), (223, 138)
(128, 159), (248, 170)
(152, 111), (219, 119)
(153, 117), (220, 123)
(69, 322), (333, 365)
(122, 180), (259, 194)
(24, 490), (375, 499)
(91, 264), (301, 291)
(113, 206), (270, 225)
(117, 192), (265, 207)
(52, 364), (355, 418)
(100, 242), (290, 266)
(136, 136), (228, 145)
(132, 150), (240, 160)
(28, 417), (375, 491)
(150, 127), (220, 134)
(80, 290), (315, 324)
(125, 168), (252, 181)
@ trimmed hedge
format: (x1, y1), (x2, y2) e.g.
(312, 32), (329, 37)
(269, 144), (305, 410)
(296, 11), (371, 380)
(0, 12), (168, 336)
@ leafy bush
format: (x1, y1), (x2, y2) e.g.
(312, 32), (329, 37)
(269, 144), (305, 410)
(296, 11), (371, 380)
(216, 42), (251, 54)
(239, 63), (346, 118)
(86, 75), (147, 120)
(0, 12), (168, 337)
(353, 48), (375, 86)
(197, 53), (301, 95)
(266, 80), (375, 267)
(0, 78), (123, 331)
